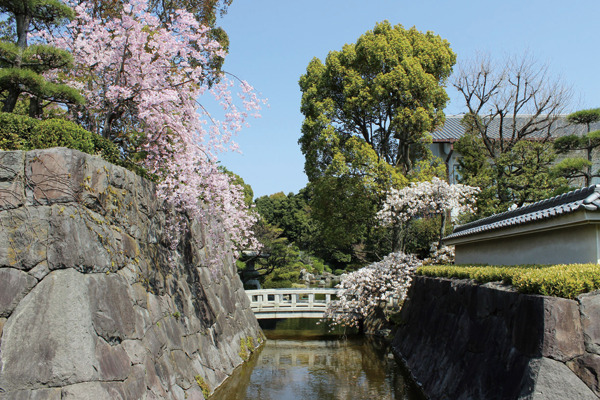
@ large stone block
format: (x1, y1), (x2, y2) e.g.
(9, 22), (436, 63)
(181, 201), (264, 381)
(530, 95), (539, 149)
(567, 353), (600, 397)
(0, 268), (37, 317)
(93, 339), (131, 381)
(0, 208), (50, 270)
(46, 205), (117, 272)
(0, 269), (98, 391)
(0, 151), (25, 211)
(25, 149), (85, 206)
(541, 296), (585, 361)
(0, 181), (24, 211)
(0, 151), (24, 181)
(579, 291), (600, 355)
(519, 357), (597, 400)
(88, 274), (136, 342)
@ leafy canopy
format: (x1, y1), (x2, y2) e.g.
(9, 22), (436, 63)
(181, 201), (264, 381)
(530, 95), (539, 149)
(455, 114), (568, 217)
(298, 21), (455, 267)
(299, 20), (456, 177)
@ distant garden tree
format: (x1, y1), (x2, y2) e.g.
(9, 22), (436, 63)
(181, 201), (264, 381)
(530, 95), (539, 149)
(0, 0), (83, 116)
(553, 108), (600, 186)
(254, 190), (315, 250)
(298, 21), (456, 267)
(453, 54), (571, 216)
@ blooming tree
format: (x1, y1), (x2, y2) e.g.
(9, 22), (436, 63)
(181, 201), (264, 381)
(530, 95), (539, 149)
(422, 244), (455, 265)
(377, 177), (479, 250)
(46, 0), (264, 267)
(322, 252), (420, 330)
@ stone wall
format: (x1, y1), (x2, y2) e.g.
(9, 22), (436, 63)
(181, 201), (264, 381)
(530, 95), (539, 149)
(0, 148), (263, 399)
(393, 276), (600, 400)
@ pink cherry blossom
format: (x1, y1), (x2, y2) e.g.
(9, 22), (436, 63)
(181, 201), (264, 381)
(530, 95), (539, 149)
(47, 0), (265, 268)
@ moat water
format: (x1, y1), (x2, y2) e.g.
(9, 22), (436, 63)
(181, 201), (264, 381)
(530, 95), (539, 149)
(210, 319), (425, 400)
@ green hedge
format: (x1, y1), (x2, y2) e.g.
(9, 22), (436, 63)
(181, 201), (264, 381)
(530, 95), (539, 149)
(0, 112), (147, 176)
(417, 264), (600, 299)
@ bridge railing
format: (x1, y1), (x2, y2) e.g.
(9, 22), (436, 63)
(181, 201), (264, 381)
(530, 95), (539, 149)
(246, 288), (339, 315)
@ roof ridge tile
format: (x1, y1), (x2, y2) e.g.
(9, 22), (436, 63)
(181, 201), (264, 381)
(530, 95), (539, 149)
(447, 184), (600, 240)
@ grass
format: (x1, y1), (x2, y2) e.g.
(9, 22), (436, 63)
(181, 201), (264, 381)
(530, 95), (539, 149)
(417, 263), (600, 299)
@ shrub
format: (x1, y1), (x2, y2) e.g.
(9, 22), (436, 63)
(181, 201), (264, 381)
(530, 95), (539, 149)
(417, 264), (600, 299)
(0, 112), (148, 176)
(0, 112), (37, 150)
(34, 118), (95, 153)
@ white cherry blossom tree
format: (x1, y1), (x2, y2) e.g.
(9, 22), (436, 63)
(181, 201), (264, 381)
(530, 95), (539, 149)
(322, 252), (420, 330)
(377, 177), (479, 250)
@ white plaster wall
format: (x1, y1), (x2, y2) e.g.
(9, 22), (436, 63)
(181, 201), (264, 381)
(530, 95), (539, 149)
(454, 224), (600, 265)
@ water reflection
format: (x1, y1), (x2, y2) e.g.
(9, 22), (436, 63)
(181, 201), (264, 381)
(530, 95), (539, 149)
(211, 321), (424, 400)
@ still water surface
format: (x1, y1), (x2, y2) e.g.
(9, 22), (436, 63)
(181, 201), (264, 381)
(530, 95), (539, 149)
(211, 319), (424, 400)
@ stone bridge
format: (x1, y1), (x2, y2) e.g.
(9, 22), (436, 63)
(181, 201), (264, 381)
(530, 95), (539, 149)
(245, 288), (339, 319)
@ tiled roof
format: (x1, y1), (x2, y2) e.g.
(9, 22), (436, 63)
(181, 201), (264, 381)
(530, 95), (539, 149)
(445, 185), (600, 240)
(431, 115), (600, 142)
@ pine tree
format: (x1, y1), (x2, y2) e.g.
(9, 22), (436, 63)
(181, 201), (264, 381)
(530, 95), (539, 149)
(0, 0), (82, 117)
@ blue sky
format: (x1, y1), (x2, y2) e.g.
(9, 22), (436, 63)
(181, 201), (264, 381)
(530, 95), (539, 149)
(215, 0), (600, 199)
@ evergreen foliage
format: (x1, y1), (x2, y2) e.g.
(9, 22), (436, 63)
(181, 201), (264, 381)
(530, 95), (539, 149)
(0, 0), (83, 116)
(554, 108), (600, 186)
(0, 112), (125, 166)
(455, 115), (568, 218)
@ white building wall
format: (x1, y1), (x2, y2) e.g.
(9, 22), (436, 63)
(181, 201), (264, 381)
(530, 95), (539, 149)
(453, 224), (600, 266)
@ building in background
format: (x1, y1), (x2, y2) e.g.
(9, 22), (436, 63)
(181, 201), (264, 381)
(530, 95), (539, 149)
(430, 115), (600, 186)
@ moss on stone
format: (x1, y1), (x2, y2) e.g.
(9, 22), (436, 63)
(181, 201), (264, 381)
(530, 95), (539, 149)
(194, 375), (210, 399)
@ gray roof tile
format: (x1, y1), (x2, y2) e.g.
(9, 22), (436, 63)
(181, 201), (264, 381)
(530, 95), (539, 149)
(431, 115), (600, 142)
(445, 185), (600, 240)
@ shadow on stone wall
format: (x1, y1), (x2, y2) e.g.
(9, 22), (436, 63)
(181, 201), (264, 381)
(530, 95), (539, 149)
(392, 276), (600, 400)
(0, 148), (263, 399)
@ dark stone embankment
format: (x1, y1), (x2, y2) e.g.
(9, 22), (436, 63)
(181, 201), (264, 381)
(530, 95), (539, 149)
(392, 276), (600, 400)
(0, 148), (262, 399)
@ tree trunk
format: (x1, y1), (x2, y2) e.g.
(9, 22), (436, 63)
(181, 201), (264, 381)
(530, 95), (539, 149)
(15, 14), (30, 50)
(438, 212), (447, 250)
(391, 222), (403, 253)
(587, 139), (593, 187)
(3, 13), (32, 113)
(29, 97), (42, 118)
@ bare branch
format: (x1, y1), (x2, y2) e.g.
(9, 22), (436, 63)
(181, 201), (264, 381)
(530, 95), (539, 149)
(453, 53), (572, 158)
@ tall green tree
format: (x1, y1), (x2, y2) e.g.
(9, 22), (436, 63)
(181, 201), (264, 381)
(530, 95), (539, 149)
(0, 0), (83, 116)
(299, 20), (456, 178)
(298, 21), (455, 267)
(554, 108), (600, 186)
